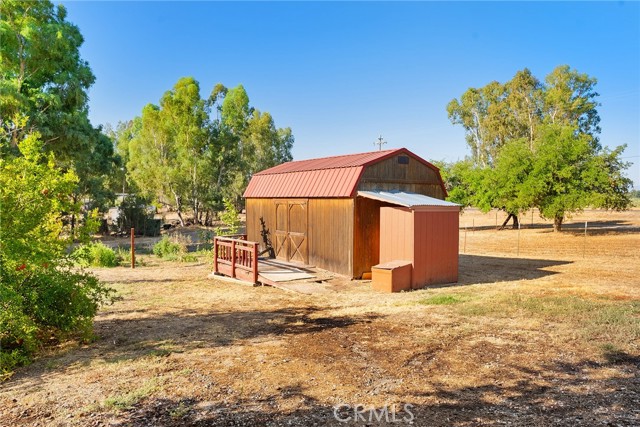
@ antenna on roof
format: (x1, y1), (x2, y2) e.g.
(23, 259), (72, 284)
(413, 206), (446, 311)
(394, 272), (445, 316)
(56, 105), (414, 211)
(374, 135), (387, 151)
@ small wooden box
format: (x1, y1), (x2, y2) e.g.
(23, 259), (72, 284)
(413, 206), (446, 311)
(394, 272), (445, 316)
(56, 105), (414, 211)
(371, 260), (413, 293)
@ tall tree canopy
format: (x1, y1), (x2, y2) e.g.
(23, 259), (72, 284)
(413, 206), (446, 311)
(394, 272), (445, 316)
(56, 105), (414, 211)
(0, 0), (117, 212)
(446, 66), (631, 231)
(125, 79), (293, 225)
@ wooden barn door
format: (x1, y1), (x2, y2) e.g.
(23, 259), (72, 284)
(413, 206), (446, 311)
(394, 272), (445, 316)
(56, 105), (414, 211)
(274, 200), (308, 264)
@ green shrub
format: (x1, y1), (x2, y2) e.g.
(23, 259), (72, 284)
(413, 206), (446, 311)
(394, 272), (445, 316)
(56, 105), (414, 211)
(20, 268), (112, 336)
(215, 198), (241, 236)
(1, 135), (115, 378)
(0, 282), (38, 378)
(153, 236), (184, 259)
(73, 242), (120, 267)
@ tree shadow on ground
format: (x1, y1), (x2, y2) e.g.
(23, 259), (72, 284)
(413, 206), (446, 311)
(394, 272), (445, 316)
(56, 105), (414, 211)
(456, 254), (572, 285)
(467, 219), (639, 235)
(103, 352), (639, 427)
(3, 306), (379, 388)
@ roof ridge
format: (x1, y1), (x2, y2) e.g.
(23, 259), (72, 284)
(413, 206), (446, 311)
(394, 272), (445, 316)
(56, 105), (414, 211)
(255, 148), (404, 175)
(288, 148), (399, 163)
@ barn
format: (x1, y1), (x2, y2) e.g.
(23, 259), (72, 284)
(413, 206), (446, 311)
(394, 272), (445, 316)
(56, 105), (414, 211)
(242, 148), (460, 288)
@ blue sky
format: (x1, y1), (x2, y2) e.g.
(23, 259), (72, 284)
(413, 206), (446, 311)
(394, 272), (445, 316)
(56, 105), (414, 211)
(62, 1), (639, 186)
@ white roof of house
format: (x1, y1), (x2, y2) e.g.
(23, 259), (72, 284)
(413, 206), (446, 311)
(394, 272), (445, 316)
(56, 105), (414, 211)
(358, 190), (460, 209)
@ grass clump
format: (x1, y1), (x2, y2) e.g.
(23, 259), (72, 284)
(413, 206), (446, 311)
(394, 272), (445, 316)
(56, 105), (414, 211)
(153, 236), (184, 260)
(103, 378), (160, 410)
(152, 234), (200, 262)
(458, 293), (640, 347)
(418, 294), (467, 305)
(73, 242), (120, 267)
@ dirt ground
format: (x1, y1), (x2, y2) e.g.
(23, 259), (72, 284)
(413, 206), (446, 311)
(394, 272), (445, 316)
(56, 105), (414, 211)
(1, 209), (639, 426)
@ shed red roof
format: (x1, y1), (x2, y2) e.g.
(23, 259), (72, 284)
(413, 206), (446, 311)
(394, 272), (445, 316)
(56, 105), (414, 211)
(243, 148), (444, 198)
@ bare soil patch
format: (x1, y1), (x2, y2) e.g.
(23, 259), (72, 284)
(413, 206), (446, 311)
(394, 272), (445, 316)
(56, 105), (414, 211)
(1, 210), (639, 426)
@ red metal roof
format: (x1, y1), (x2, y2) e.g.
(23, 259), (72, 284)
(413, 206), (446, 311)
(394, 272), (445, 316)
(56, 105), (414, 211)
(253, 149), (399, 175)
(243, 148), (446, 198)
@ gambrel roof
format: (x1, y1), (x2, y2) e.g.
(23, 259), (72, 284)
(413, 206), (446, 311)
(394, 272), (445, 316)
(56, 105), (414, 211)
(243, 148), (446, 198)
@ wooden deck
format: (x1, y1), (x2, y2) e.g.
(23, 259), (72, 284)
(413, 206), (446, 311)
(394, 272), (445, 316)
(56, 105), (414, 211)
(255, 258), (315, 286)
(212, 235), (319, 287)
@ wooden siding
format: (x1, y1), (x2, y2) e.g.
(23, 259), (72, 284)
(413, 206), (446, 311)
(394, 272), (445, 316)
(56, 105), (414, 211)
(308, 198), (354, 276)
(413, 210), (459, 286)
(246, 198), (354, 276)
(357, 154), (445, 199)
(379, 206), (459, 288)
(246, 198), (277, 254)
(379, 207), (414, 264)
(353, 196), (395, 278)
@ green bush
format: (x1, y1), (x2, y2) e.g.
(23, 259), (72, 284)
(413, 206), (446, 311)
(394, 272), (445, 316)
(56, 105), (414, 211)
(0, 282), (38, 377)
(72, 242), (120, 267)
(1, 135), (115, 378)
(215, 198), (241, 236)
(153, 236), (184, 259)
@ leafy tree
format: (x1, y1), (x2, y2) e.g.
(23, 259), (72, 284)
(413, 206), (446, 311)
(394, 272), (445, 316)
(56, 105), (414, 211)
(446, 65), (631, 230)
(126, 79), (293, 224)
(127, 77), (209, 225)
(0, 0), (117, 217)
(0, 134), (113, 376)
(217, 84), (294, 204)
(521, 125), (631, 231)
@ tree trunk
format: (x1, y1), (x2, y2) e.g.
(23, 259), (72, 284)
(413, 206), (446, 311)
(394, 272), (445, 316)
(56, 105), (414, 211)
(499, 213), (519, 230)
(70, 194), (78, 239)
(173, 192), (185, 227)
(193, 200), (200, 225)
(553, 216), (563, 232)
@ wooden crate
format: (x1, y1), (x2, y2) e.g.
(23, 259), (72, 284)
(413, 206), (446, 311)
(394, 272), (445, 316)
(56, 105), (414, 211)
(371, 260), (412, 292)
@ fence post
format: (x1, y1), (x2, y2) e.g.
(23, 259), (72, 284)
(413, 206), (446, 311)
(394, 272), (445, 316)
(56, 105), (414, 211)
(231, 240), (236, 279)
(531, 209), (534, 228)
(253, 242), (259, 284)
(213, 237), (219, 274)
(517, 221), (521, 257)
(463, 224), (467, 254)
(130, 228), (135, 269)
(583, 221), (588, 259)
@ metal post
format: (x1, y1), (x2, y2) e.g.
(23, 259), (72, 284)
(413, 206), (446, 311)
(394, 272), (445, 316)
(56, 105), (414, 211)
(531, 209), (534, 228)
(472, 218), (475, 233)
(517, 222), (521, 257)
(583, 221), (588, 259)
(495, 210), (498, 231)
(464, 224), (467, 254)
(130, 228), (135, 269)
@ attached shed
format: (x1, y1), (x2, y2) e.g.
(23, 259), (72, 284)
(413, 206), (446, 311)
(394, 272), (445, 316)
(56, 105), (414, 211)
(243, 148), (459, 287)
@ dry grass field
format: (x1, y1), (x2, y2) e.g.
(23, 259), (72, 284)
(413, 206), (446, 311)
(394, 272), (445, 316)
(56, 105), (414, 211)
(1, 209), (639, 426)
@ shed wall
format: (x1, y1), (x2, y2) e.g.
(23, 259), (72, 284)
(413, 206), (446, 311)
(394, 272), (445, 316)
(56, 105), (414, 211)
(379, 206), (459, 288)
(308, 198), (354, 276)
(412, 210), (459, 286)
(246, 198), (354, 277)
(358, 154), (445, 199)
(379, 207), (414, 264)
(353, 197), (395, 278)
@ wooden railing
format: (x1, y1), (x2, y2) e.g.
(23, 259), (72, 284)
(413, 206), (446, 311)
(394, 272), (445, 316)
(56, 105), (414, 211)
(213, 235), (259, 284)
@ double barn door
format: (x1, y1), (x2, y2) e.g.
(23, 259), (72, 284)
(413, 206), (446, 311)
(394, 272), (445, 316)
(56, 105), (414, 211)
(274, 200), (308, 264)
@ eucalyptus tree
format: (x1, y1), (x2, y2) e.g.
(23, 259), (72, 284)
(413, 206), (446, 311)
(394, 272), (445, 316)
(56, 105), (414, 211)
(0, 0), (117, 214)
(446, 65), (631, 231)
